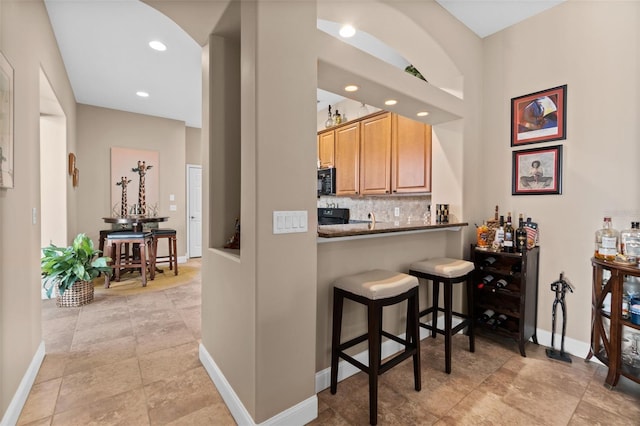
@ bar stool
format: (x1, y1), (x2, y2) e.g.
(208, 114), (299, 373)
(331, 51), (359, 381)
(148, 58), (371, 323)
(330, 269), (421, 425)
(151, 228), (178, 275)
(409, 257), (475, 374)
(103, 231), (155, 288)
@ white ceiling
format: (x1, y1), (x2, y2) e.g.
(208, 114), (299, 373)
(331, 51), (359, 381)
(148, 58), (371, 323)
(44, 0), (565, 129)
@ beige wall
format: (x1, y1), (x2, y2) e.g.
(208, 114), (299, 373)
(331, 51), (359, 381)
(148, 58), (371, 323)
(481, 0), (640, 346)
(0, 0), (77, 415)
(75, 104), (188, 258)
(185, 126), (202, 165)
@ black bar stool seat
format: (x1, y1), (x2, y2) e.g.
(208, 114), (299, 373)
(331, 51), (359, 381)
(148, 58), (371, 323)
(151, 228), (178, 275)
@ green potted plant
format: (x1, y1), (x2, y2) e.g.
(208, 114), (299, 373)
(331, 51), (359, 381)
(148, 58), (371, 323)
(41, 233), (112, 307)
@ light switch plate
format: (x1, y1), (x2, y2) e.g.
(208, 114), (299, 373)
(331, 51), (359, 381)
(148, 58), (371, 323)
(273, 211), (308, 234)
(170, 205), (177, 211)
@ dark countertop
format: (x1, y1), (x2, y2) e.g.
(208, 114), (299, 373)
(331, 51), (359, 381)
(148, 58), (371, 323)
(317, 221), (469, 239)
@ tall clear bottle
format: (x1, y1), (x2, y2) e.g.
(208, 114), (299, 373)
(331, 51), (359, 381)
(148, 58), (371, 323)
(324, 105), (334, 128)
(594, 216), (620, 261)
(620, 221), (640, 257)
(493, 215), (505, 251)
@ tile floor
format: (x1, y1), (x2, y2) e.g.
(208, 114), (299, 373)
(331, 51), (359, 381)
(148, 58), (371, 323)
(17, 260), (640, 425)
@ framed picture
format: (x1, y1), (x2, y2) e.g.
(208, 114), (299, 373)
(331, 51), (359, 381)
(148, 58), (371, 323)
(511, 85), (566, 146)
(0, 51), (14, 189)
(512, 145), (563, 195)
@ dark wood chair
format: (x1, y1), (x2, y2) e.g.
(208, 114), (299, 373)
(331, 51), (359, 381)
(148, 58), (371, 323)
(103, 231), (155, 288)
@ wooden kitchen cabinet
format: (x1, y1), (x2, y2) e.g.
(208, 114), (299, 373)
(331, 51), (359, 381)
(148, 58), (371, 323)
(392, 114), (432, 193)
(318, 110), (432, 196)
(360, 112), (392, 195)
(334, 121), (360, 195)
(317, 130), (335, 168)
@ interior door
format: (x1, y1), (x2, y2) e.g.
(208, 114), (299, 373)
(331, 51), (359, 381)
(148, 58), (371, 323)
(187, 165), (202, 258)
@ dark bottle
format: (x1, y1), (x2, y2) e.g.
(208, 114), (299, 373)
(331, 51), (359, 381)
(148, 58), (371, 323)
(515, 213), (527, 253)
(495, 278), (508, 290)
(481, 256), (497, 267)
(493, 313), (508, 329)
(503, 212), (515, 253)
(477, 274), (494, 289)
(480, 309), (495, 322)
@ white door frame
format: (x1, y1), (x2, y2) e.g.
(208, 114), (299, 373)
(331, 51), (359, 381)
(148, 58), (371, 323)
(186, 164), (202, 258)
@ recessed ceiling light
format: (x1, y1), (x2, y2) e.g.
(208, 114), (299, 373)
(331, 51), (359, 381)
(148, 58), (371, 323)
(136, 91), (149, 98)
(149, 40), (167, 51)
(417, 111), (429, 117)
(384, 99), (397, 106)
(344, 85), (359, 92)
(339, 24), (356, 38)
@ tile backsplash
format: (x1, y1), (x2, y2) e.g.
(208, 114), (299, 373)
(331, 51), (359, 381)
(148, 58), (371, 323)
(318, 195), (432, 223)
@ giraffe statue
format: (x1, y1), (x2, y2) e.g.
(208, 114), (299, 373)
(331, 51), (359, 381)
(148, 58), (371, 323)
(132, 160), (152, 215)
(115, 176), (132, 217)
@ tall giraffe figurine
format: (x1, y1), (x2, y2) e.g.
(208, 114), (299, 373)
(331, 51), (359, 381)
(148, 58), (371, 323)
(132, 160), (152, 215)
(115, 176), (132, 217)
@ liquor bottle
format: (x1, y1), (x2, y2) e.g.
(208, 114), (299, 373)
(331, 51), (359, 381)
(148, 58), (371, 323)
(515, 213), (527, 253)
(324, 105), (334, 128)
(620, 221), (640, 257)
(333, 109), (342, 125)
(481, 256), (497, 267)
(493, 216), (505, 250)
(594, 216), (620, 261)
(503, 212), (515, 253)
(479, 309), (495, 322)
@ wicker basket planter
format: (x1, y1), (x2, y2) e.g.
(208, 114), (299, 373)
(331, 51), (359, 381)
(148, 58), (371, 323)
(56, 280), (94, 308)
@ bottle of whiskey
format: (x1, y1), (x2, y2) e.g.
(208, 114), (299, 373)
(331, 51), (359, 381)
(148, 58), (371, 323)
(493, 215), (505, 250)
(620, 221), (640, 257)
(515, 213), (527, 253)
(595, 216), (620, 261)
(503, 212), (515, 253)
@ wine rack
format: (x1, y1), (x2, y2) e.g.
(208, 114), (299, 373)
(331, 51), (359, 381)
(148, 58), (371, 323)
(470, 245), (540, 356)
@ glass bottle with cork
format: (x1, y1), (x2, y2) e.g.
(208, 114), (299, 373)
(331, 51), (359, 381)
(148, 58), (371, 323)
(594, 216), (620, 261)
(516, 213), (527, 253)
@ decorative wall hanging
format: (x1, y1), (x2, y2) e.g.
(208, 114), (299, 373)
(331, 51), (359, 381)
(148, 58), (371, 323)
(110, 147), (159, 217)
(511, 85), (566, 146)
(512, 145), (563, 195)
(0, 51), (14, 188)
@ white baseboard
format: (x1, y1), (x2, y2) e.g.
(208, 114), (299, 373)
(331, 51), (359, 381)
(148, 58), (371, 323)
(1, 341), (46, 426)
(199, 343), (318, 426)
(178, 255), (188, 264)
(535, 328), (600, 364)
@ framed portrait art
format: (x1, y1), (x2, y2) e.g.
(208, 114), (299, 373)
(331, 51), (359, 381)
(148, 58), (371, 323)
(0, 51), (14, 189)
(512, 145), (562, 196)
(511, 85), (566, 146)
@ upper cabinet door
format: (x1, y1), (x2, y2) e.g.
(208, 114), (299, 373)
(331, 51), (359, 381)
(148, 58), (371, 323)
(360, 112), (392, 195)
(317, 130), (335, 168)
(334, 122), (360, 196)
(392, 114), (432, 194)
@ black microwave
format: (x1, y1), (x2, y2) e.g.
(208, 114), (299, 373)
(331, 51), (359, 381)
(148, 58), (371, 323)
(317, 168), (336, 196)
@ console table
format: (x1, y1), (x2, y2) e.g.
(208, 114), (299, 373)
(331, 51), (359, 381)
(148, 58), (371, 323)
(586, 257), (640, 387)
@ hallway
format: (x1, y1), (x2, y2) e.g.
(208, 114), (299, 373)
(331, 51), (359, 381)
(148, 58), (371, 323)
(17, 259), (640, 425)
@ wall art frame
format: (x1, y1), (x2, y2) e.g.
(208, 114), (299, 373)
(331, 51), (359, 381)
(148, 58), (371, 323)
(512, 144), (563, 195)
(511, 84), (566, 147)
(0, 50), (14, 189)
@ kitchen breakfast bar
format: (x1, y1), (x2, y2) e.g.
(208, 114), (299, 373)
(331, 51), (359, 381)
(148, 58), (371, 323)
(315, 221), (469, 376)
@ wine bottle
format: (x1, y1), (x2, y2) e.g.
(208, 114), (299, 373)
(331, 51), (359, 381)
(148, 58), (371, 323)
(493, 216), (505, 250)
(503, 212), (514, 253)
(493, 313), (508, 329)
(495, 278), (508, 289)
(515, 213), (527, 253)
(481, 256), (497, 267)
(479, 309), (495, 322)
(477, 274), (494, 289)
